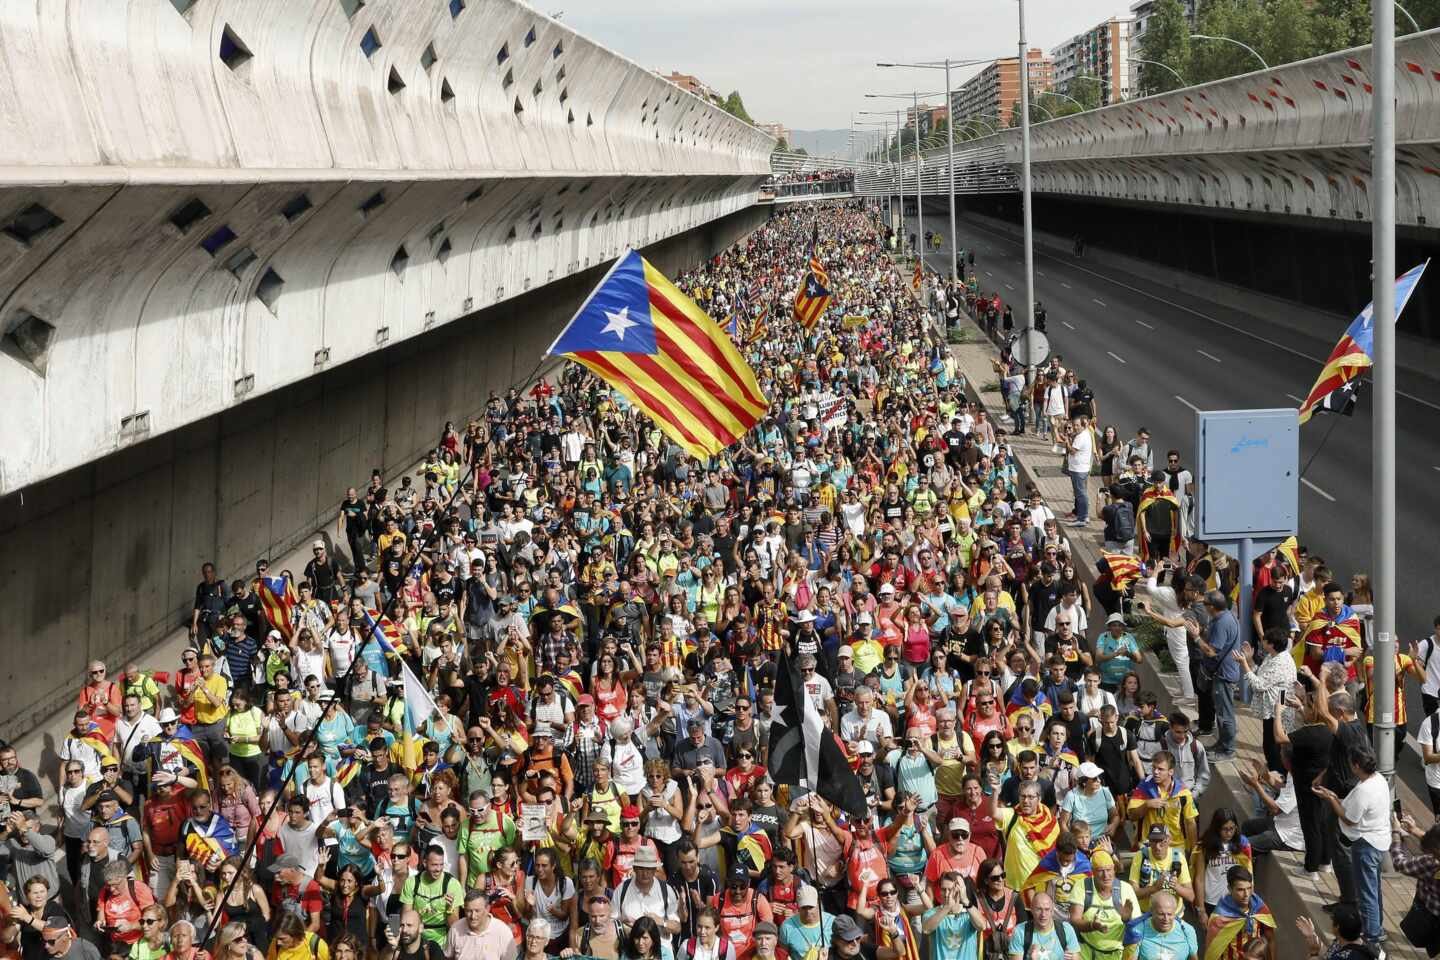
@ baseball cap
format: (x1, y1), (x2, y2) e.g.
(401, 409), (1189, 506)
(753, 922), (778, 938)
(833, 915), (864, 941)
(854, 740), (875, 756)
(728, 865), (750, 884)
(1078, 761), (1104, 780)
(576, 693), (595, 706)
(878, 582), (896, 596)
(796, 886), (819, 908)
(1106, 612), (1126, 625)
(948, 817), (971, 834)
(312, 540), (325, 550)
(1148, 824), (1171, 841)
(1091, 849), (1115, 869)
(838, 645), (854, 659)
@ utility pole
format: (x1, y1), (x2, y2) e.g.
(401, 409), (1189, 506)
(1018, 0), (1036, 330)
(945, 59), (957, 284)
(1371, 0), (1398, 781)
(914, 91), (924, 267)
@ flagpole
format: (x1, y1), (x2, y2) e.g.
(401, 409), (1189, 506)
(1372, 0), (1398, 781)
(1298, 413), (1345, 479)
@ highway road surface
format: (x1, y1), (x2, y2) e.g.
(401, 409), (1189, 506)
(922, 213), (1440, 783)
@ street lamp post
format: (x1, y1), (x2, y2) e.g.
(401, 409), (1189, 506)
(1372, 0), (1399, 786)
(878, 61), (963, 282)
(1018, 0), (1035, 332)
(1189, 33), (1270, 70)
(866, 92), (946, 259)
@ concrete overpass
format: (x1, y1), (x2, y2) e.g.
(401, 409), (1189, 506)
(855, 28), (1440, 226)
(0, 0), (771, 739)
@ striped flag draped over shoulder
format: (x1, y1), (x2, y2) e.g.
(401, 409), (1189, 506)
(767, 648), (867, 819)
(548, 250), (768, 460)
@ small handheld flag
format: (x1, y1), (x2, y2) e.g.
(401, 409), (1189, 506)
(1298, 261), (1427, 424)
(547, 250), (768, 460)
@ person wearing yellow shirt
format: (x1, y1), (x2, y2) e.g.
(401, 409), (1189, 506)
(1127, 824), (1194, 912)
(189, 653), (230, 771)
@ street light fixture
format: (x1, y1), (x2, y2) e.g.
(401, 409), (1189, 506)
(1189, 33), (1270, 70)
(1131, 58), (1186, 88)
(867, 91), (948, 261)
(877, 60), (971, 281)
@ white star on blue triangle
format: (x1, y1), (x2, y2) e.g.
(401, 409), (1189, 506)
(548, 250), (658, 356)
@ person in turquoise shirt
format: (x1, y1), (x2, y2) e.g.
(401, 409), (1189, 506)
(1095, 613), (1145, 687)
(778, 887), (833, 960)
(1121, 890), (1198, 960)
(922, 870), (986, 960)
(1007, 892), (1080, 960)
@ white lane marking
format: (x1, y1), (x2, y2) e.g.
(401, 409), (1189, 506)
(1062, 320), (1077, 330)
(1005, 283), (1015, 290)
(1037, 270), (1046, 277)
(1107, 351), (1128, 364)
(1286, 393), (1305, 403)
(1092, 298), (1107, 306)
(1301, 477), (1337, 501)
(985, 270), (994, 277)
(1135, 319), (1155, 330)
(1061, 282), (1071, 289)
(1174, 395), (1202, 412)
(1434, 466), (1440, 472)
(957, 220), (1440, 414)
(1196, 349), (1223, 363)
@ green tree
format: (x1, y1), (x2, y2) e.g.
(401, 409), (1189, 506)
(1138, 0), (1192, 94)
(1264, 0), (1316, 67)
(721, 91), (753, 124)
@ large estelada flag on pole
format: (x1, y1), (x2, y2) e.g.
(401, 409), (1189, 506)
(547, 250), (768, 460)
(1297, 261), (1428, 424)
(768, 649), (867, 819)
(793, 268), (833, 331)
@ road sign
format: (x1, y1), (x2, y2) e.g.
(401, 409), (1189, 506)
(1195, 408), (1299, 546)
(1011, 328), (1050, 366)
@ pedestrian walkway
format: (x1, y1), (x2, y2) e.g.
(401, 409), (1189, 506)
(945, 309), (1428, 959)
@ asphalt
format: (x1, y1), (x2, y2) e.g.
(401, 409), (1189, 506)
(920, 212), (1440, 786)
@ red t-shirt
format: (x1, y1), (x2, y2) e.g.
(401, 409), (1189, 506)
(98, 881), (155, 944)
(272, 879), (324, 921)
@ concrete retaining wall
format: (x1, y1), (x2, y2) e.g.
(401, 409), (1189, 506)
(0, 204), (767, 746)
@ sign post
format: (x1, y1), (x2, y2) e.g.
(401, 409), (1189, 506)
(1194, 409), (1300, 639)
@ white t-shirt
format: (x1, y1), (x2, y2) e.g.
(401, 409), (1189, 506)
(840, 710), (894, 748)
(801, 675), (833, 715)
(326, 631), (356, 676)
(525, 875), (576, 940)
(305, 777), (346, 823)
(1066, 427), (1094, 474)
(616, 876), (679, 928)
(1419, 635), (1440, 697)
(1419, 712), (1440, 789)
(1273, 775), (1304, 850)
(1340, 773), (1392, 850)
(1045, 600), (1089, 636)
(641, 779), (683, 844)
(1044, 385), (1068, 417)
(841, 501), (867, 537)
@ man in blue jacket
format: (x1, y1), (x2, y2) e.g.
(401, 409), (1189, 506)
(1198, 591), (1242, 760)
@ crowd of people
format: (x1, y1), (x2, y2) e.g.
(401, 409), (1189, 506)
(7, 200), (1431, 960)
(764, 172), (856, 199)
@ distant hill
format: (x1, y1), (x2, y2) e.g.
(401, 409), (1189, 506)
(789, 129), (853, 158)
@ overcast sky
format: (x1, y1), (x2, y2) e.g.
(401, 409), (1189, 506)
(562, 0), (1132, 130)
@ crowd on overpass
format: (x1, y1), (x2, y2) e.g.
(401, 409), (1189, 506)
(8, 199), (1432, 960)
(763, 171), (856, 199)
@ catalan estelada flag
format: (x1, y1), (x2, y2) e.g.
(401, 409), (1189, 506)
(745, 308), (769, 346)
(1298, 261), (1427, 424)
(912, 258), (923, 291)
(1135, 483), (1184, 562)
(257, 574), (298, 641)
(1203, 892), (1275, 960)
(548, 250), (768, 460)
(793, 269), (832, 330)
(1023, 846), (1091, 892)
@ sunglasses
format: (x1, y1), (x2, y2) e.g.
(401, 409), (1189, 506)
(142, 919), (163, 926)
(622, 819), (640, 826)
(987, 872), (1006, 881)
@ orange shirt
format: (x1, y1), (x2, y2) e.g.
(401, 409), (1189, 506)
(1364, 654), (1417, 725)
